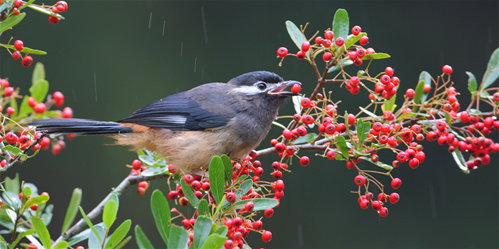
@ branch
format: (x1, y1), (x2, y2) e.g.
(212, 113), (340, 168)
(54, 173), (170, 245)
(0, 131), (47, 179)
(256, 138), (330, 157)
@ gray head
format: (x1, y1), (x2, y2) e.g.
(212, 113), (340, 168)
(228, 71), (301, 104)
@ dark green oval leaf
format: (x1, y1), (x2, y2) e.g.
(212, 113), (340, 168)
(361, 53), (390, 60)
(0, 12), (26, 33)
(62, 188), (82, 233)
(105, 219), (131, 249)
(141, 166), (167, 176)
(197, 199), (209, 217)
(180, 178), (200, 208)
(135, 225), (154, 249)
(26, 4), (65, 19)
(103, 200), (117, 229)
(221, 154), (233, 184)
(151, 189), (171, 246)
(285, 20), (310, 59)
(32, 216), (51, 249)
(25, 195), (49, 210)
(336, 136), (350, 159)
(481, 47), (499, 91)
(466, 71), (478, 96)
(192, 216), (212, 249)
(332, 9), (349, 40)
(233, 198), (278, 211)
(208, 156), (225, 205)
(451, 149), (470, 174)
(200, 234), (227, 249)
(167, 225), (189, 249)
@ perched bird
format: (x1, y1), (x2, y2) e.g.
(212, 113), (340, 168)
(28, 71), (300, 173)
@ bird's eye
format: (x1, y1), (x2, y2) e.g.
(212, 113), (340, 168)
(256, 82), (267, 90)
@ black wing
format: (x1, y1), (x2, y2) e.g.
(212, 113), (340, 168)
(118, 91), (230, 131)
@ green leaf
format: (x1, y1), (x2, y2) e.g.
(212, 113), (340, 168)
(105, 219), (131, 249)
(233, 198), (279, 211)
(141, 166), (168, 176)
(88, 224), (106, 249)
(62, 188), (82, 233)
(139, 154), (155, 166)
(26, 4), (65, 19)
(466, 71), (478, 97)
(328, 59), (354, 73)
(361, 53), (390, 60)
(413, 71), (432, 111)
(293, 133), (318, 145)
(30, 79), (49, 104)
(345, 32), (366, 49)
(54, 241), (69, 249)
(381, 93), (397, 113)
(357, 120), (371, 147)
(151, 190), (171, 246)
(359, 106), (377, 118)
(9, 97), (18, 117)
(22, 186), (32, 199)
(191, 216), (212, 249)
(103, 200), (117, 229)
(271, 121), (287, 130)
(0, 242), (6, 249)
(197, 199), (209, 217)
(0, 12), (26, 33)
(79, 207), (101, 242)
(18, 0), (35, 11)
(31, 62), (45, 84)
(336, 136), (350, 159)
(200, 234), (227, 249)
(1, 44), (47, 55)
(221, 154), (233, 184)
(180, 178), (200, 208)
(480, 47), (499, 91)
(235, 180), (253, 201)
(2, 145), (22, 156)
(363, 157), (393, 170)
(10, 229), (34, 249)
(114, 236), (131, 249)
(67, 227), (91, 246)
(5, 174), (20, 195)
(18, 96), (32, 117)
(135, 225), (154, 249)
(167, 225), (189, 249)
(285, 20), (310, 59)
(24, 195), (49, 209)
(31, 217), (51, 249)
(332, 9), (349, 40)
(451, 149), (470, 174)
(108, 194), (120, 211)
(208, 156), (225, 205)
(213, 226), (228, 237)
(41, 204), (54, 226)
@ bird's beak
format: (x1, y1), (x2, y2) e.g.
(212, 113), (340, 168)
(268, 80), (302, 97)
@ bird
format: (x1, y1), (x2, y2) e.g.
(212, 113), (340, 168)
(28, 71), (301, 173)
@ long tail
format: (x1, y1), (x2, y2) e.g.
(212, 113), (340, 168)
(28, 118), (133, 135)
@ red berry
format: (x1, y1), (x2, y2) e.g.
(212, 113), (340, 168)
(191, 180), (201, 191)
(380, 75), (391, 84)
(493, 92), (499, 102)
(299, 156), (310, 166)
(324, 30), (334, 40)
(385, 67), (394, 76)
(6, 107), (14, 115)
(132, 159), (141, 170)
(347, 113), (355, 126)
(62, 107), (73, 118)
(277, 47), (288, 58)
(442, 65), (453, 75)
(371, 200), (381, 211)
(335, 37), (344, 46)
(301, 41), (310, 52)
(244, 201), (254, 212)
(406, 88), (415, 98)
(262, 230), (272, 242)
(168, 191), (178, 200)
(354, 175), (366, 186)
(326, 150), (336, 160)
(323, 52), (332, 62)
(14, 40), (23, 51)
(296, 51), (306, 60)
(389, 193), (400, 204)
(315, 36), (324, 45)
(27, 97), (37, 107)
(14, 0), (23, 8)
(436, 120), (446, 131)
(272, 170), (282, 179)
(138, 181), (148, 189)
(360, 36), (369, 45)
(224, 239), (234, 249)
(302, 115), (314, 125)
(291, 83), (301, 94)
(391, 178), (402, 189)
(322, 39), (332, 48)
(30, 204), (38, 211)
(423, 84), (431, 93)
(137, 187), (146, 196)
(301, 97), (311, 108)
(48, 16), (60, 24)
(22, 55), (33, 67)
(183, 174), (194, 184)
(379, 207), (389, 217)
(28, 243), (37, 249)
(12, 51), (20, 60)
(356, 48), (366, 58)
(409, 158), (420, 169)
(351, 25), (361, 36)
(226, 192), (236, 202)
(33, 103), (46, 113)
(56, 1), (68, 12)
(264, 208), (274, 218)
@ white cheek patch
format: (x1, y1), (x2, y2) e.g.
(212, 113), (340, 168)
(230, 85), (264, 95)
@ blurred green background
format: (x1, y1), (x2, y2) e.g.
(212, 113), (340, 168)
(1, 0), (498, 248)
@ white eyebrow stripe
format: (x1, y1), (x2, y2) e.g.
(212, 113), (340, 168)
(230, 85), (263, 95)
